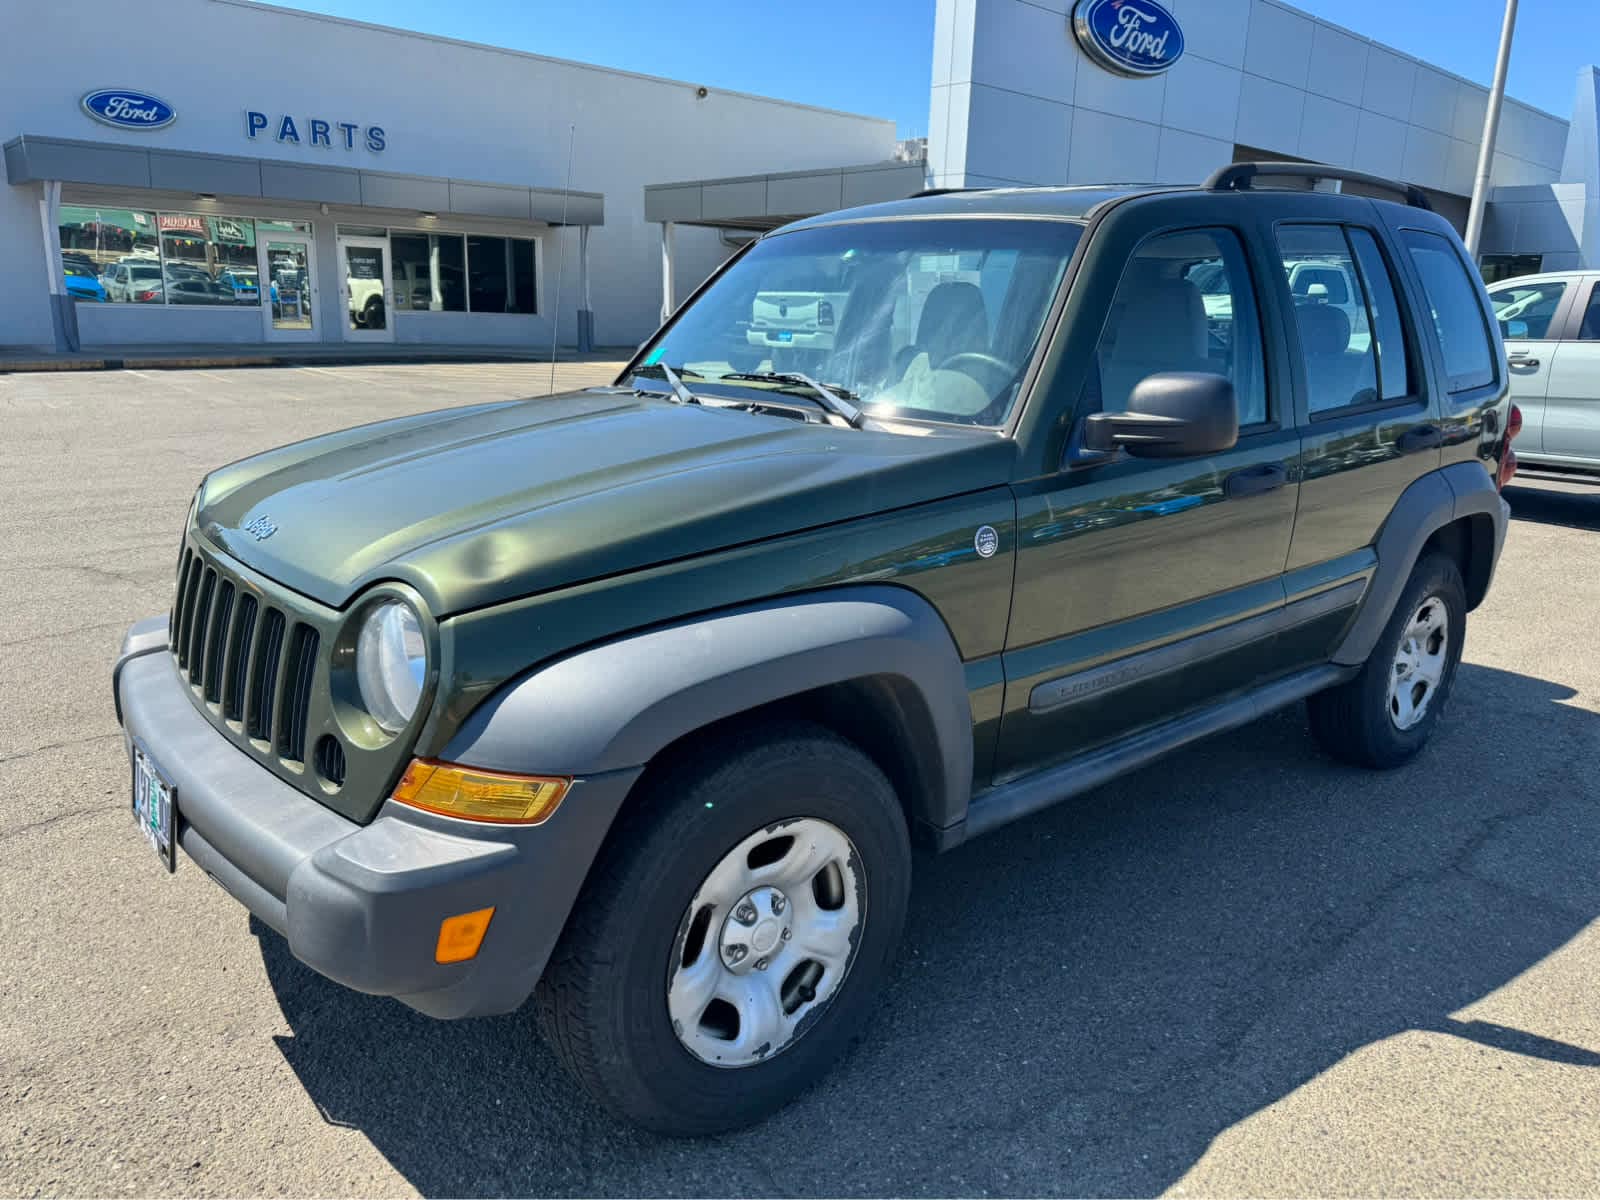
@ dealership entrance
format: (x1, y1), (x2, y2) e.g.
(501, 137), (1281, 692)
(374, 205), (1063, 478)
(337, 235), (391, 342)
(260, 232), (317, 342)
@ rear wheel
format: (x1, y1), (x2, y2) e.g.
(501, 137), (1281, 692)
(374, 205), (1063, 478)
(1307, 552), (1466, 768)
(535, 722), (910, 1135)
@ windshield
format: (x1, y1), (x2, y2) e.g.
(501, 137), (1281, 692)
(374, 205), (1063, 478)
(636, 218), (1082, 425)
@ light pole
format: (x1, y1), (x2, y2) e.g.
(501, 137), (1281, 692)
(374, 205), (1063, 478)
(1464, 0), (1520, 257)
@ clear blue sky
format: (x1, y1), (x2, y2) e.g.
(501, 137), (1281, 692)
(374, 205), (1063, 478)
(273, 0), (1598, 133)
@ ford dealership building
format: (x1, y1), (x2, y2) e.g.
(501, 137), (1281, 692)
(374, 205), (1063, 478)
(4, 0), (1599, 356)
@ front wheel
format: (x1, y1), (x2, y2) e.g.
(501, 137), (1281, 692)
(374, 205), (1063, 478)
(534, 722), (911, 1135)
(1307, 552), (1467, 768)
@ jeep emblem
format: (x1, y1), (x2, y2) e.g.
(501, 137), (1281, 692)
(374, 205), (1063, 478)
(242, 514), (278, 541)
(974, 525), (999, 559)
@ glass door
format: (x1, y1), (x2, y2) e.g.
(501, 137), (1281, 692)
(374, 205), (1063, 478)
(338, 236), (393, 342)
(259, 236), (318, 341)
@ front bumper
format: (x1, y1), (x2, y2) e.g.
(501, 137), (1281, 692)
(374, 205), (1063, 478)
(113, 618), (639, 1019)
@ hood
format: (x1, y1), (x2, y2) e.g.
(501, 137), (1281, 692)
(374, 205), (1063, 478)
(196, 389), (1014, 615)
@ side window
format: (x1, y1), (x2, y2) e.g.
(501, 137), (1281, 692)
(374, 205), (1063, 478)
(1488, 279), (1568, 340)
(1402, 230), (1497, 392)
(1091, 228), (1267, 426)
(1578, 282), (1600, 341)
(1347, 228), (1412, 401)
(1276, 225), (1377, 414)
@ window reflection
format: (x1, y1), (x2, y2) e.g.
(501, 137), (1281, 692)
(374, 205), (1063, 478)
(390, 233), (466, 311)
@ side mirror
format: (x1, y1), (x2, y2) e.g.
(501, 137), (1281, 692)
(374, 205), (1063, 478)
(1082, 372), (1239, 459)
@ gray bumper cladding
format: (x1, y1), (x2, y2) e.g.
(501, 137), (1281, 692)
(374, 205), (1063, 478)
(112, 621), (637, 1019)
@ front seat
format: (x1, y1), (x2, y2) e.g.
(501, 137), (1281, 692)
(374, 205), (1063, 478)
(897, 282), (990, 375)
(1099, 276), (1212, 410)
(1296, 303), (1374, 410)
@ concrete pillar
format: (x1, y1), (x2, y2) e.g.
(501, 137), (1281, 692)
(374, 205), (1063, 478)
(660, 220), (677, 325)
(577, 224), (594, 351)
(1560, 66), (1600, 269)
(38, 181), (78, 353)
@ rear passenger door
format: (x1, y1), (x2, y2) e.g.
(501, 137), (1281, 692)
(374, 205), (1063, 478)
(1486, 276), (1575, 454)
(1275, 211), (1444, 668)
(997, 211), (1301, 780)
(1542, 278), (1600, 468)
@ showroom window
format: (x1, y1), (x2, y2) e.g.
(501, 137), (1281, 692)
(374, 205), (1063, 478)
(57, 205), (270, 307)
(390, 233), (467, 312)
(467, 235), (538, 314)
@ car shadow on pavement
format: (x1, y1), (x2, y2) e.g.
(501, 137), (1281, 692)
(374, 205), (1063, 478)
(1505, 479), (1600, 531)
(257, 662), (1599, 1198)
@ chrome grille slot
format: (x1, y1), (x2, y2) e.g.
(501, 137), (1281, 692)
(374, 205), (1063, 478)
(176, 558), (203, 671)
(277, 625), (320, 764)
(188, 569), (216, 685)
(170, 548), (192, 645)
(203, 581), (235, 704)
(224, 593), (258, 722)
(249, 609), (286, 743)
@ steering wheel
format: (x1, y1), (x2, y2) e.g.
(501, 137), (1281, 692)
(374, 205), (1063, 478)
(936, 351), (1020, 394)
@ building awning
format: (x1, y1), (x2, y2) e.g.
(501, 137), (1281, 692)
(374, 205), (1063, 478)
(4, 134), (603, 226)
(644, 160), (926, 231)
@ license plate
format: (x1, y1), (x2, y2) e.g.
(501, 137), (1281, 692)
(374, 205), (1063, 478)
(131, 743), (177, 873)
(769, 330), (794, 343)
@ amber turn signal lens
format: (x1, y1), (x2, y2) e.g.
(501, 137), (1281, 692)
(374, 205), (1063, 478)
(392, 759), (570, 824)
(436, 906), (495, 964)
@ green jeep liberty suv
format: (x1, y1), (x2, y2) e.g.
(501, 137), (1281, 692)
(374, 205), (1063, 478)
(114, 164), (1518, 1135)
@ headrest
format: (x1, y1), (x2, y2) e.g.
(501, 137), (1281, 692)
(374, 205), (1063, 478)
(1108, 278), (1207, 360)
(1296, 303), (1351, 357)
(916, 282), (989, 355)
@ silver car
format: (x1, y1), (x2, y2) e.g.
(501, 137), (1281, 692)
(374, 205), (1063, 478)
(1490, 271), (1600, 475)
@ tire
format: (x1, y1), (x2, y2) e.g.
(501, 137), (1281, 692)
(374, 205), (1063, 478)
(534, 721), (911, 1135)
(1307, 551), (1467, 769)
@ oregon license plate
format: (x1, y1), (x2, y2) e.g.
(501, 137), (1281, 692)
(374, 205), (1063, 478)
(131, 743), (177, 873)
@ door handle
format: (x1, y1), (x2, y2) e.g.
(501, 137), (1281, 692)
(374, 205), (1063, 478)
(1508, 353), (1540, 368)
(1225, 462), (1288, 499)
(1397, 424), (1444, 454)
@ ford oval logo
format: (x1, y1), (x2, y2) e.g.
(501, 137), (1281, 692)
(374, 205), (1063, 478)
(1071, 0), (1184, 77)
(81, 89), (177, 131)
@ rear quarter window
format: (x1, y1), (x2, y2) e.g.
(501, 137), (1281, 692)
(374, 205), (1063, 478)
(1401, 230), (1496, 393)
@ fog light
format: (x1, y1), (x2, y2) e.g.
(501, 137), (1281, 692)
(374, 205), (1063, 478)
(392, 759), (570, 824)
(436, 907), (495, 964)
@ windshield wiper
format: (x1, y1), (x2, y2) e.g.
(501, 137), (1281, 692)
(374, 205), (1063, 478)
(632, 360), (699, 405)
(718, 371), (864, 428)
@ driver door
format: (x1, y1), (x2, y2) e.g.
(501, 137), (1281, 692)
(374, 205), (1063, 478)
(996, 223), (1302, 780)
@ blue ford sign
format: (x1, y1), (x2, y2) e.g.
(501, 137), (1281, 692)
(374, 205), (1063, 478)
(1071, 0), (1184, 77)
(81, 89), (176, 131)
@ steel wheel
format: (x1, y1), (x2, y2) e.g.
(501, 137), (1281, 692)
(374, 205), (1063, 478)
(667, 817), (862, 1068)
(1388, 594), (1449, 730)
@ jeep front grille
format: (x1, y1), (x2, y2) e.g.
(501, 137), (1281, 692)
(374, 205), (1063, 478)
(169, 542), (325, 770)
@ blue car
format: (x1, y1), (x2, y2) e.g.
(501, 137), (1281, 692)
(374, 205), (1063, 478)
(62, 261), (106, 302)
(218, 269), (262, 304)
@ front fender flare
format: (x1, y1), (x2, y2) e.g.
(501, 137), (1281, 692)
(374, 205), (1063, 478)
(441, 585), (975, 830)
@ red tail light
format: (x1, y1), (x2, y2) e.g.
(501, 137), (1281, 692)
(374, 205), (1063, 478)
(137, 289), (158, 301)
(1498, 403), (1522, 490)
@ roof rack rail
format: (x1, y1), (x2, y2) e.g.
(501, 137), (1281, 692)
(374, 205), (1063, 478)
(1203, 162), (1432, 211)
(911, 186), (981, 198)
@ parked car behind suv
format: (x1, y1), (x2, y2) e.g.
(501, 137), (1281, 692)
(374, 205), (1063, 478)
(113, 163), (1516, 1136)
(1490, 270), (1600, 475)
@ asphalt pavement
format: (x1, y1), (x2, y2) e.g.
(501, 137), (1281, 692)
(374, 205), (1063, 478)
(1, 365), (1596, 1197)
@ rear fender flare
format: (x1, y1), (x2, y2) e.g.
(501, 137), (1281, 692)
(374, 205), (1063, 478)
(1333, 462), (1509, 666)
(441, 585), (975, 830)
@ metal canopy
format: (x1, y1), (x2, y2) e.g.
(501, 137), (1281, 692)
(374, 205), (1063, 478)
(4, 134), (604, 226)
(644, 160), (925, 231)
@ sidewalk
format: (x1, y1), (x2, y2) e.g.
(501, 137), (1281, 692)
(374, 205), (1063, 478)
(0, 343), (635, 373)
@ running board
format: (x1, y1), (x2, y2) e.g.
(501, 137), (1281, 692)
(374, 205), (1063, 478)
(941, 664), (1357, 849)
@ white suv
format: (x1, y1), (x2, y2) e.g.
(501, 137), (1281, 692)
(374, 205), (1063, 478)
(1491, 272), (1600, 476)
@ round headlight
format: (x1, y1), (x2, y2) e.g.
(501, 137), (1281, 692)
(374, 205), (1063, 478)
(355, 601), (426, 734)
